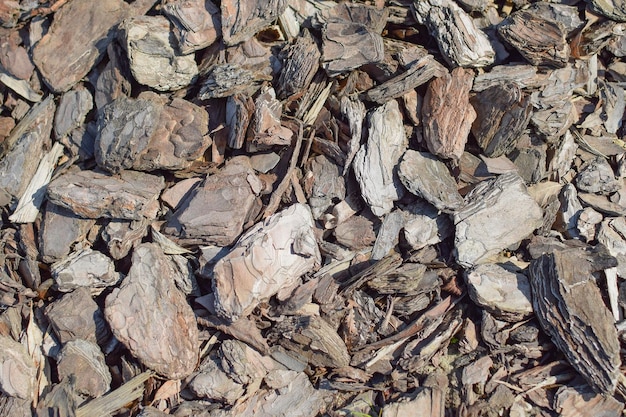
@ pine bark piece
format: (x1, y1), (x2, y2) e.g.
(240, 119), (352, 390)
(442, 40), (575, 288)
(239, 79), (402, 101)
(472, 64), (543, 92)
(199, 63), (270, 99)
(45, 287), (109, 346)
(0, 334), (35, 399)
(268, 315), (350, 368)
(321, 3), (386, 75)
(575, 156), (620, 195)
(278, 29), (320, 99)
(164, 159), (263, 246)
(0, 96), (54, 200)
(221, 0), (287, 46)
(497, 9), (569, 68)
(598, 217), (626, 277)
(219, 339), (275, 385)
(304, 154), (346, 220)
(224, 371), (325, 417)
(94, 96), (160, 173)
(413, 0), (494, 68)
(589, 0), (626, 21)
(9, 141), (64, 223)
(529, 246), (621, 394)
(94, 43), (132, 110)
(51, 248), (120, 294)
(31, 0), (131, 93)
(39, 203), (96, 263)
(399, 150), (464, 213)
(0, 1), (19, 28)
(454, 172), (543, 267)
(340, 95), (366, 175)
(334, 216), (376, 250)
(105, 243), (199, 379)
(226, 94), (254, 150)
(422, 67), (476, 161)
(554, 384), (624, 417)
(162, 0), (221, 54)
(353, 100), (408, 217)
(470, 82), (533, 158)
(119, 16), (198, 91)
(46, 168), (165, 220)
(466, 263), (533, 322)
(403, 204), (454, 251)
(102, 219), (149, 260)
(57, 339), (111, 398)
(0, 30), (34, 81)
(362, 53), (446, 104)
(251, 86), (293, 148)
(54, 86), (94, 143)
(95, 95), (210, 173)
(189, 354), (245, 403)
(134, 95), (211, 172)
(212, 203), (321, 321)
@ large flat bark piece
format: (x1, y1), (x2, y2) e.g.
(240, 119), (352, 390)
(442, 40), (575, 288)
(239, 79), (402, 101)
(32, 0), (130, 93)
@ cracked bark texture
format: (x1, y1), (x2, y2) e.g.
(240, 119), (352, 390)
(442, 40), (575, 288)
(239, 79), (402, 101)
(105, 243), (199, 379)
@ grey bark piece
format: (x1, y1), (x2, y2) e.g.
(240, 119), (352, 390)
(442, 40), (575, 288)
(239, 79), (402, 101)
(576, 157), (620, 195)
(45, 287), (109, 345)
(454, 172), (543, 267)
(212, 203), (321, 321)
(165, 159), (263, 246)
(413, 0), (494, 68)
(268, 315), (350, 368)
(422, 67), (476, 161)
(371, 210), (407, 261)
(226, 94), (254, 150)
(0, 335), (35, 399)
(221, 371), (325, 417)
(51, 249), (120, 294)
(470, 82), (533, 158)
(472, 64), (542, 92)
(163, 0), (221, 54)
(320, 3), (386, 75)
(57, 339), (111, 398)
(221, 0), (287, 46)
(119, 15), (198, 91)
(340, 95), (365, 175)
(278, 29), (320, 98)
(31, 0), (131, 93)
(46, 168), (165, 220)
(189, 355), (245, 403)
(402, 202), (454, 251)
(94, 43), (132, 110)
(305, 154), (346, 220)
(96, 95), (211, 173)
(0, 396), (30, 417)
(362, 53), (446, 105)
(600, 82), (625, 134)
(466, 263), (533, 322)
(399, 150), (464, 213)
(577, 207), (603, 242)
(94, 96), (160, 173)
(199, 63), (269, 99)
(498, 8), (569, 68)
(102, 219), (149, 260)
(353, 100), (407, 217)
(589, 0), (626, 21)
(219, 339), (275, 385)
(559, 183), (583, 239)
(0, 96), (54, 200)
(509, 145), (547, 184)
(54, 86), (93, 140)
(598, 217), (626, 277)
(105, 243), (200, 379)
(529, 246), (621, 394)
(39, 203), (96, 263)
